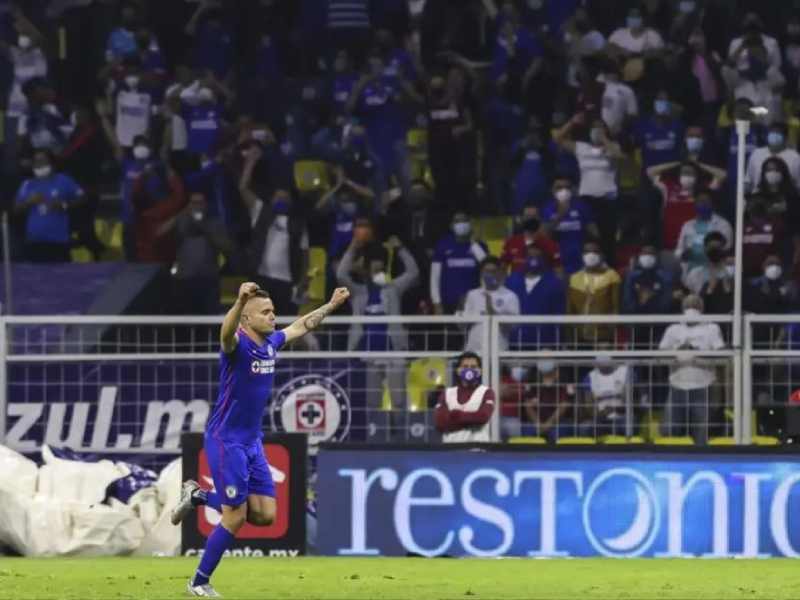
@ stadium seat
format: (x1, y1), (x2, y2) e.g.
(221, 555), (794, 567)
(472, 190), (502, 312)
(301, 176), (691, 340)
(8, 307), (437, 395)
(220, 275), (246, 306)
(654, 436), (695, 445)
(406, 128), (428, 151)
(555, 437), (597, 445)
(307, 247), (327, 301)
(508, 436), (547, 444)
(473, 216), (511, 240)
(601, 435), (645, 444)
(70, 245), (92, 263)
(708, 437), (735, 446)
(486, 239), (504, 258)
(95, 218), (124, 260)
(293, 160), (331, 193)
(406, 357), (446, 412)
(752, 435), (780, 446)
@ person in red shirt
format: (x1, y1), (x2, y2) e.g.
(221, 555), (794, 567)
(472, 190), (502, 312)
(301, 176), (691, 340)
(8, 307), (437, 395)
(435, 351), (496, 443)
(501, 206), (561, 274)
(646, 159), (726, 250)
(742, 193), (786, 278)
(132, 165), (187, 263)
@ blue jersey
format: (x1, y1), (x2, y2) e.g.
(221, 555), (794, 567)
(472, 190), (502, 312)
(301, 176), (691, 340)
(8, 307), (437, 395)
(541, 199), (594, 274)
(15, 174), (83, 243)
(633, 117), (684, 169)
(185, 105), (222, 155)
(207, 328), (286, 443)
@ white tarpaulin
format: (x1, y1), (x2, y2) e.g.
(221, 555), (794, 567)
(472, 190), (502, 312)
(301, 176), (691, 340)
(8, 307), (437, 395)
(0, 444), (181, 557)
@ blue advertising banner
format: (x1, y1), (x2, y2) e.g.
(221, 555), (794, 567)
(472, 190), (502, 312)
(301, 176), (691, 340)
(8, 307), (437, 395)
(317, 448), (800, 558)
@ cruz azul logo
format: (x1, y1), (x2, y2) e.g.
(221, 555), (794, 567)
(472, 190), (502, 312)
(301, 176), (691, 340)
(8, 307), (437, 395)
(270, 375), (351, 453)
(251, 358), (275, 375)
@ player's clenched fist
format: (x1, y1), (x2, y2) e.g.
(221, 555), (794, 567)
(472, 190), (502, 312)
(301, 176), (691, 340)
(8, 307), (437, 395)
(238, 282), (261, 303)
(330, 287), (350, 308)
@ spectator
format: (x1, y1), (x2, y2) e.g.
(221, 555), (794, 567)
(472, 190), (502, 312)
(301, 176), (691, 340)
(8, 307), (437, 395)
(699, 253), (736, 315)
(674, 190), (733, 274)
(633, 89), (685, 170)
(105, 2), (140, 62)
(430, 212), (488, 315)
(525, 360), (577, 442)
(682, 125), (718, 166)
(491, 2), (544, 104)
(178, 77), (231, 159)
(314, 169), (366, 266)
(567, 241), (621, 344)
(239, 147), (309, 316)
(622, 245), (676, 315)
(608, 6), (664, 83)
(541, 176), (599, 274)
(746, 122), (800, 192)
(744, 255), (798, 314)
(185, 4), (235, 81)
(510, 115), (548, 214)
(109, 58), (155, 150)
(684, 231), (730, 295)
(501, 206), (561, 274)
(659, 294), (726, 444)
(2, 8), (47, 120)
(167, 191), (234, 315)
(13, 150), (84, 262)
(581, 355), (631, 437)
(17, 80), (70, 155)
(684, 27), (724, 129)
(646, 159), (726, 250)
(599, 61), (637, 137)
(727, 12), (782, 72)
(722, 38), (785, 122)
(563, 7), (606, 89)
(130, 163), (186, 263)
(758, 156), (800, 222)
(742, 193), (786, 279)
(435, 351), (495, 443)
(462, 256), (520, 353)
(499, 363), (528, 440)
(506, 245), (566, 349)
(553, 114), (623, 262)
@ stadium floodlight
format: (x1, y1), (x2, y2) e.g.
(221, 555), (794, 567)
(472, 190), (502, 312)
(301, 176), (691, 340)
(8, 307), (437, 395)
(733, 105), (768, 445)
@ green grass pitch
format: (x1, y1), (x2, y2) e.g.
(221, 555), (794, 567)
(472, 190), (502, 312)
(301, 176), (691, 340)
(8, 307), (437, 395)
(0, 557), (798, 599)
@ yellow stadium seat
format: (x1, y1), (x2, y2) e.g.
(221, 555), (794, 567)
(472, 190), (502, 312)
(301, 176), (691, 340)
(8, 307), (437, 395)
(654, 436), (695, 445)
(406, 357), (447, 412)
(474, 216), (512, 240)
(380, 378), (393, 411)
(509, 436), (547, 444)
(294, 160), (331, 193)
(220, 275), (246, 306)
(70, 246), (92, 263)
(307, 247), (327, 301)
(486, 239), (504, 259)
(406, 128), (428, 151)
(601, 435), (645, 444)
(708, 437), (735, 446)
(556, 437), (597, 445)
(752, 435), (780, 446)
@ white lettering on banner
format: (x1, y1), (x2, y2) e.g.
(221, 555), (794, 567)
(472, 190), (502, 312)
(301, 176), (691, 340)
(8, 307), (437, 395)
(770, 472), (800, 557)
(338, 468), (399, 555)
(393, 469), (455, 557)
(656, 471), (728, 557)
(736, 473), (771, 558)
(514, 471), (582, 557)
(140, 400), (209, 449)
(6, 403), (43, 452)
(459, 469), (513, 557)
(45, 402), (90, 449)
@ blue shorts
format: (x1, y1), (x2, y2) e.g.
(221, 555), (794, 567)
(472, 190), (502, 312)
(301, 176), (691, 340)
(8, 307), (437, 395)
(204, 435), (275, 506)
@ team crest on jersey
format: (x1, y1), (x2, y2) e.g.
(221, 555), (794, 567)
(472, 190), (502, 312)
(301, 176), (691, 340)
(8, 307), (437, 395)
(270, 374), (351, 455)
(267, 345), (275, 357)
(251, 359), (275, 375)
(225, 485), (237, 499)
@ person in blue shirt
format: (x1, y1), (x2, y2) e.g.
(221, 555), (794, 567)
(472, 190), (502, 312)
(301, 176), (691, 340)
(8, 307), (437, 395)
(171, 282), (350, 598)
(183, 86), (225, 157)
(430, 213), (488, 315)
(505, 246), (566, 349)
(13, 150), (84, 262)
(105, 3), (139, 62)
(632, 89), (685, 170)
(622, 244), (677, 315)
(510, 115), (549, 214)
(492, 7), (544, 103)
(541, 176), (600, 274)
(185, 4), (234, 81)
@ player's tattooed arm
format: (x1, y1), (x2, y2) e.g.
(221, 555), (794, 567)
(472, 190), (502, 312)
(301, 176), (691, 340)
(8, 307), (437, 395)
(282, 287), (350, 343)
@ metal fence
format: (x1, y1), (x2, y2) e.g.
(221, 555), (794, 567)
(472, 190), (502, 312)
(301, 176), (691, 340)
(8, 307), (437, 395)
(2, 314), (800, 455)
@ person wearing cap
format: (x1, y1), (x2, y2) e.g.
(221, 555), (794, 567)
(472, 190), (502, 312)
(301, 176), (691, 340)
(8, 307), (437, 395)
(435, 352), (496, 443)
(658, 294), (725, 444)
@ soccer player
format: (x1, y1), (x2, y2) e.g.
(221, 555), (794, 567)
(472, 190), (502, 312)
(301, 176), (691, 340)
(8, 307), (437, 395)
(170, 281), (350, 597)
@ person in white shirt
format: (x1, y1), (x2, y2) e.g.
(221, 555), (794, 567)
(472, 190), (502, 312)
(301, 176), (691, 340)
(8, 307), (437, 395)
(745, 122), (800, 192)
(113, 62), (153, 149)
(599, 63), (638, 137)
(582, 355), (631, 438)
(608, 7), (664, 82)
(659, 294), (726, 444)
(674, 191), (733, 274)
(722, 44), (785, 122)
(727, 13), (782, 71)
(1, 10), (48, 119)
(563, 7), (606, 88)
(461, 256), (520, 353)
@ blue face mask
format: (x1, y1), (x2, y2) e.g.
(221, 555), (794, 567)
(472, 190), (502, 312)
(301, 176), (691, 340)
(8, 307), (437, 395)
(483, 274), (500, 289)
(767, 132), (785, 148)
(526, 257), (542, 274)
(696, 204), (712, 220)
(273, 199), (289, 215)
(654, 99), (670, 116)
(458, 367), (481, 384)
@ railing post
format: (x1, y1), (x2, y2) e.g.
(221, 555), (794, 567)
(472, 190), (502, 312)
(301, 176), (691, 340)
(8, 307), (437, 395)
(0, 317), (7, 444)
(741, 316), (752, 445)
(489, 315), (500, 442)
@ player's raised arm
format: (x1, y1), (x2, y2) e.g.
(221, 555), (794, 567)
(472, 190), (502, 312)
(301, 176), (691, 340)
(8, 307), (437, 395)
(281, 287), (350, 344)
(220, 282), (260, 353)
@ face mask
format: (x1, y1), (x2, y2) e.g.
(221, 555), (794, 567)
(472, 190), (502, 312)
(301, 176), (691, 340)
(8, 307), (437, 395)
(252, 129), (268, 142)
(340, 201), (358, 216)
(706, 247), (723, 262)
(191, 210), (204, 222)
(583, 252), (601, 268)
(555, 188), (572, 203)
(639, 254), (656, 269)
(765, 170), (783, 186)
(483, 274), (500, 289)
(273, 200), (289, 215)
(458, 367), (481, 385)
(686, 137), (703, 154)
(537, 360), (556, 375)
(274, 214), (288, 229)
(765, 264), (782, 280)
(679, 0), (695, 13)
(33, 165), (52, 178)
(696, 204), (712, 220)
(683, 307), (701, 318)
(124, 75), (140, 89)
(371, 271), (388, 287)
(526, 257), (542, 274)
(452, 221), (471, 237)
(133, 145), (150, 160)
(654, 99), (670, 115)
(18, 35), (32, 50)
(590, 128), (604, 145)
(198, 87), (215, 104)
(627, 16), (643, 29)
(527, 0), (543, 10)
(725, 264), (736, 278)
(679, 175), (696, 189)
(767, 132), (784, 148)
(511, 366), (527, 381)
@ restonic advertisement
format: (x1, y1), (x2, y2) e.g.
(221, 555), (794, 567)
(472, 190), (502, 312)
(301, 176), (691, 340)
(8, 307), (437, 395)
(317, 448), (800, 558)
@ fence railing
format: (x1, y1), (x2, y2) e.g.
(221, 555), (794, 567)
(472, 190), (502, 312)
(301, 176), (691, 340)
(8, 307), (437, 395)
(1, 314), (798, 453)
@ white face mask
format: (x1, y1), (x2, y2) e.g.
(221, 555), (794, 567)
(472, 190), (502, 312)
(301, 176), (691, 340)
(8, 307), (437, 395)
(679, 175), (696, 189)
(725, 264), (736, 278)
(191, 210), (204, 222)
(555, 188), (572, 203)
(133, 145), (151, 160)
(371, 271), (388, 287)
(765, 264), (782, 280)
(124, 75), (140, 89)
(33, 165), (52, 178)
(765, 170), (783, 186)
(198, 87), (215, 104)
(683, 307), (701, 318)
(252, 129), (268, 142)
(638, 254), (657, 269)
(18, 35), (32, 50)
(583, 252), (601, 268)
(511, 366), (527, 381)
(452, 221), (471, 237)
(274, 214), (288, 229)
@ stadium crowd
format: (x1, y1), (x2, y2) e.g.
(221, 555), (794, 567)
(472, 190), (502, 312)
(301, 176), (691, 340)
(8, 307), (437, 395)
(4, 0), (800, 442)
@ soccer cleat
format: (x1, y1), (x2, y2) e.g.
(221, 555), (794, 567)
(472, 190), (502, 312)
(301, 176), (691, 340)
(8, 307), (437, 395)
(171, 480), (200, 525)
(187, 580), (222, 597)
